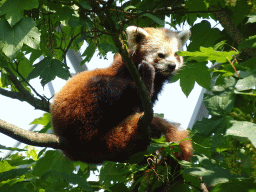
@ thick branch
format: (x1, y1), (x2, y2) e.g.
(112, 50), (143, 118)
(209, 6), (256, 58)
(0, 119), (69, 150)
(0, 88), (49, 112)
(0, 88), (25, 100)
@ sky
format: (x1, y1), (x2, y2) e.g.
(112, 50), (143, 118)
(0, 17), (224, 158)
(0, 48), (202, 159)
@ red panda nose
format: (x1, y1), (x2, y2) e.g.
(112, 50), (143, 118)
(168, 64), (176, 71)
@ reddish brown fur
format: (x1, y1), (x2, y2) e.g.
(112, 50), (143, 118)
(51, 26), (192, 164)
(103, 113), (192, 161)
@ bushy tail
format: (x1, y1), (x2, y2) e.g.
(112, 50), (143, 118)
(150, 115), (193, 161)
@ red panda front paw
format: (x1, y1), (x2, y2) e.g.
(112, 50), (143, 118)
(138, 62), (155, 95)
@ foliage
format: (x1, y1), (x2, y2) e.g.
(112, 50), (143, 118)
(0, 0), (256, 191)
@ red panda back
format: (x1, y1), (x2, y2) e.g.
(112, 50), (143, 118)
(51, 68), (106, 140)
(51, 26), (192, 164)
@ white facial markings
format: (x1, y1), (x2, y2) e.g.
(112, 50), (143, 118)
(127, 27), (189, 75)
(141, 34), (184, 75)
(154, 37), (184, 74)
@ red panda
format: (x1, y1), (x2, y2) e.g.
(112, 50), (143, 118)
(51, 26), (192, 164)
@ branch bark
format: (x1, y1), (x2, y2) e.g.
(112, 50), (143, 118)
(209, 5), (256, 58)
(87, 1), (153, 135)
(0, 119), (69, 150)
(1, 1), (156, 154)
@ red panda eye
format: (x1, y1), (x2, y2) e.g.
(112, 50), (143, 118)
(158, 53), (165, 58)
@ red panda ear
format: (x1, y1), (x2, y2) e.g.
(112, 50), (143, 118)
(177, 30), (191, 46)
(126, 26), (149, 52)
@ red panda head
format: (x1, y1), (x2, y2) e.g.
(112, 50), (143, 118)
(126, 26), (190, 75)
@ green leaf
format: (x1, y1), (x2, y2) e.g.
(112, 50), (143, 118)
(68, 15), (93, 30)
(192, 116), (228, 137)
(240, 56), (256, 70)
(99, 162), (131, 188)
(169, 182), (192, 191)
(7, 54), (34, 79)
(192, 135), (212, 156)
(179, 68), (195, 96)
(188, 20), (222, 51)
(33, 150), (74, 177)
(22, 45), (43, 64)
(179, 47), (238, 63)
(203, 76), (236, 116)
(25, 146), (38, 161)
(214, 75), (237, 88)
(214, 40), (226, 51)
(62, 172), (93, 191)
(82, 42), (97, 63)
(98, 43), (118, 55)
(80, 16), (93, 29)
(235, 71), (256, 91)
(30, 113), (52, 133)
(30, 113), (51, 126)
(184, 166), (214, 177)
(0, 161), (12, 173)
(226, 120), (256, 148)
(185, 162), (234, 187)
(79, 1), (92, 9)
(0, 168), (30, 182)
(0, 17), (40, 58)
(18, 57), (34, 79)
(182, 173), (201, 189)
(201, 166), (233, 186)
(27, 57), (69, 87)
(230, 0), (251, 26)
(142, 13), (165, 26)
(185, 0), (209, 24)
(204, 91), (235, 116)
(1, 182), (30, 192)
(177, 62), (211, 96)
(211, 179), (256, 192)
(110, 183), (129, 192)
(239, 35), (256, 50)
(124, 5), (136, 12)
(46, 3), (74, 21)
(41, 170), (93, 191)
(247, 14), (256, 24)
(6, 153), (35, 167)
(185, 0), (208, 10)
(0, 0), (39, 27)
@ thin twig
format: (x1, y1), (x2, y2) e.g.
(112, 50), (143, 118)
(227, 57), (239, 78)
(3, 67), (50, 112)
(87, 0), (153, 137)
(11, 62), (48, 101)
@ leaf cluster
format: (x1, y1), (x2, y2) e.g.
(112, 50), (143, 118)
(180, 5), (256, 190)
(1, 0), (256, 191)
(0, 139), (195, 191)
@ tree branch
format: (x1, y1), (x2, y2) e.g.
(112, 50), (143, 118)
(0, 88), (25, 100)
(2, 67), (50, 112)
(209, 5), (256, 58)
(11, 62), (48, 101)
(0, 119), (70, 150)
(87, 1), (153, 135)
